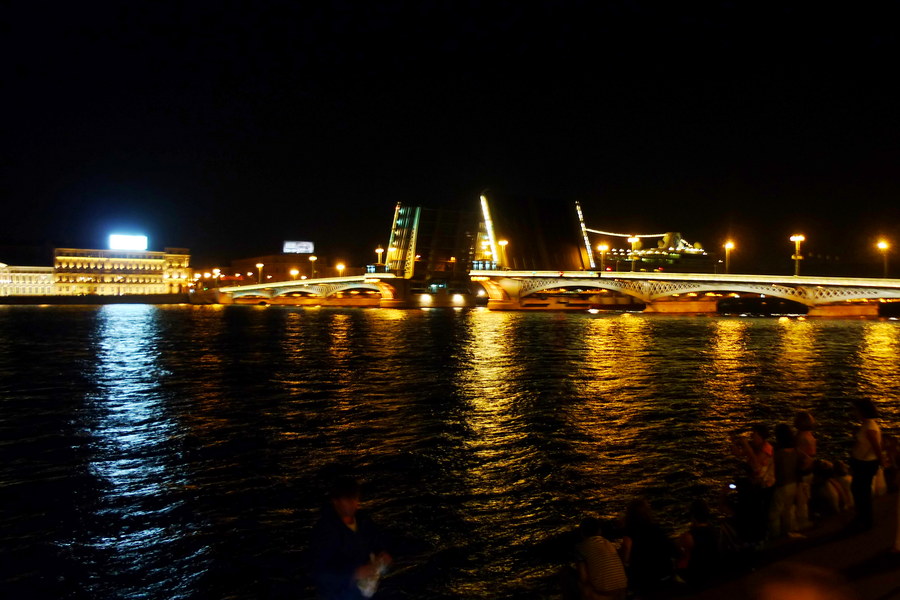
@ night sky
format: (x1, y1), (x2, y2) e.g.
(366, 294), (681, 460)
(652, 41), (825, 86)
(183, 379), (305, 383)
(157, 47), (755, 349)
(4, 1), (899, 271)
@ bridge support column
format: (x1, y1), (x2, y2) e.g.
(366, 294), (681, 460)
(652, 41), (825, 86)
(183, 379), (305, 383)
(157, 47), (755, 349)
(485, 298), (522, 310)
(643, 298), (718, 314)
(806, 304), (879, 317)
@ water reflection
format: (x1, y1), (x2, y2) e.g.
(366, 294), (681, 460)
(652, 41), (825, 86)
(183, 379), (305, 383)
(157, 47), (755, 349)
(3, 306), (900, 600)
(571, 315), (654, 479)
(80, 305), (206, 598)
(858, 322), (900, 422)
(775, 317), (820, 399)
(705, 318), (752, 429)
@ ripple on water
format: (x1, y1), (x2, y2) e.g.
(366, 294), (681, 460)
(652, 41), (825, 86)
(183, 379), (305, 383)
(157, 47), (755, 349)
(1, 306), (898, 598)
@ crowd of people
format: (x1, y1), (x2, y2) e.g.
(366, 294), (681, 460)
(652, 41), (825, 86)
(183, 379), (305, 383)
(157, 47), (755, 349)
(565, 398), (900, 600)
(307, 399), (898, 600)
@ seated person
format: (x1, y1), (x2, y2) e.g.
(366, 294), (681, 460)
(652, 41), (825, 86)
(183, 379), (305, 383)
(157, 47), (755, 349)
(576, 517), (628, 600)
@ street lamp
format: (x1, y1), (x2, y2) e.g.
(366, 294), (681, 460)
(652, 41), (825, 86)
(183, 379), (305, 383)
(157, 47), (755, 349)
(308, 255), (317, 278)
(498, 240), (508, 269)
(336, 263), (345, 277)
(375, 246), (384, 265)
(724, 241), (734, 274)
(628, 236), (640, 272)
(212, 268), (221, 288)
(290, 268), (299, 280)
(877, 240), (890, 278)
(255, 263), (264, 284)
(597, 243), (608, 272)
(790, 234), (804, 276)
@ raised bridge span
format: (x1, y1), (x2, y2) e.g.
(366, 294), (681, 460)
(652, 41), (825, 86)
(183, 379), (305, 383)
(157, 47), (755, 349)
(216, 270), (900, 316)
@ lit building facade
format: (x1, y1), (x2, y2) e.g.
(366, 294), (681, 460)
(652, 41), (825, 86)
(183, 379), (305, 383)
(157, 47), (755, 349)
(53, 247), (191, 295)
(0, 264), (56, 296)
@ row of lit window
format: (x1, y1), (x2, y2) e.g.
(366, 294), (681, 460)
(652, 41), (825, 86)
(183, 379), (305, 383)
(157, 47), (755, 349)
(1, 275), (53, 283)
(56, 263), (165, 271)
(57, 276), (163, 283)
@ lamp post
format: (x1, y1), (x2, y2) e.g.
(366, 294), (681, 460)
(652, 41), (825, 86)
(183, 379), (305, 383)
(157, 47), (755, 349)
(255, 263), (264, 284)
(290, 268), (299, 280)
(724, 241), (734, 274)
(308, 255), (317, 279)
(628, 237), (640, 272)
(790, 234), (804, 276)
(498, 240), (508, 269)
(375, 246), (384, 266)
(336, 263), (345, 278)
(212, 268), (221, 288)
(877, 240), (890, 278)
(597, 243), (608, 272)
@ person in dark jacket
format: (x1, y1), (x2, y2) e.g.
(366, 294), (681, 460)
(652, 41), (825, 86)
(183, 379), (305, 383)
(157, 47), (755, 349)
(310, 477), (392, 599)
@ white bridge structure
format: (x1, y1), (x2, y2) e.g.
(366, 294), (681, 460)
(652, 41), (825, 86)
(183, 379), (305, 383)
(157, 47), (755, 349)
(215, 270), (900, 316)
(472, 270), (900, 316)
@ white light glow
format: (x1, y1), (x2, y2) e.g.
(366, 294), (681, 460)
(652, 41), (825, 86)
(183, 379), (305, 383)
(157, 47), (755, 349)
(109, 234), (148, 251)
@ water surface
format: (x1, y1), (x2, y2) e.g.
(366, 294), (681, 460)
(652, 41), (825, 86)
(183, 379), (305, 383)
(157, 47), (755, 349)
(1, 305), (898, 598)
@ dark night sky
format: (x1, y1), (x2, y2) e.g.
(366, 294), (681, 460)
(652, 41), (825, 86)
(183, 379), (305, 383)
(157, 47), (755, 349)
(4, 1), (899, 270)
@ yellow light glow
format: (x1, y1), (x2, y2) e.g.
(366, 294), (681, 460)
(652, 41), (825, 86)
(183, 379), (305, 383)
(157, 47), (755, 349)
(877, 240), (889, 251)
(420, 294), (433, 304)
(724, 241), (735, 250)
(452, 294), (464, 304)
(790, 234), (805, 243)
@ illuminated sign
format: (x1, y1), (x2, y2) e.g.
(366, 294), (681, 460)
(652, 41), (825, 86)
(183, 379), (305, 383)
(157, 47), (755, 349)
(283, 241), (314, 254)
(109, 234), (148, 251)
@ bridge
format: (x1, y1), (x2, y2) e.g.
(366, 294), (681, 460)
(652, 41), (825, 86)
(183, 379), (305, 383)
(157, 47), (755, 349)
(217, 271), (472, 309)
(210, 195), (899, 316)
(213, 269), (900, 316)
(471, 270), (900, 316)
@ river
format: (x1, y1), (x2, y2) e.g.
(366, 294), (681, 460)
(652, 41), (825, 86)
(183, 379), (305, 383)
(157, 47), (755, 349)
(1, 305), (898, 598)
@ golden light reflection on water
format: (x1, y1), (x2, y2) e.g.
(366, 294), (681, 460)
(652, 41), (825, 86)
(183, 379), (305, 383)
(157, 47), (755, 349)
(857, 322), (900, 420)
(565, 314), (657, 496)
(703, 318), (752, 430)
(572, 315), (653, 433)
(459, 311), (522, 453)
(775, 317), (819, 398)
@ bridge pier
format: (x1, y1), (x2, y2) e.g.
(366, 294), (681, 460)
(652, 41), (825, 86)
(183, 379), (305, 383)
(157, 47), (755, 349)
(643, 298), (718, 314)
(806, 304), (879, 318)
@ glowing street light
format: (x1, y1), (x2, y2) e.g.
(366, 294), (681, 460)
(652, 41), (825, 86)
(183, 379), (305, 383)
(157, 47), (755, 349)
(336, 262), (345, 277)
(375, 246), (384, 265)
(724, 241), (735, 274)
(212, 267), (221, 288)
(597, 243), (609, 272)
(290, 268), (299, 280)
(308, 255), (317, 278)
(628, 237), (640, 271)
(255, 262), (264, 284)
(498, 240), (508, 269)
(790, 234), (805, 276)
(877, 240), (890, 278)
